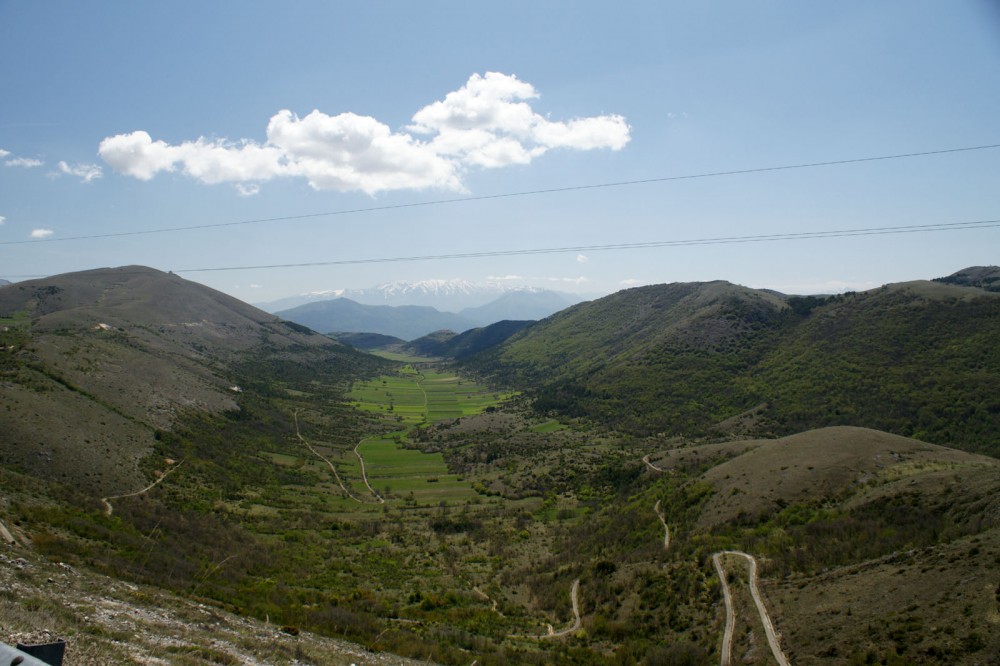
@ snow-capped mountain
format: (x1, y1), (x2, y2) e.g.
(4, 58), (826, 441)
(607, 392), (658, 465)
(346, 279), (529, 310)
(258, 279), (571, 313)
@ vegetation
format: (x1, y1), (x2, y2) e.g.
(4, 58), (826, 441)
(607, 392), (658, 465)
(465, 280), (1000, 456)
(4, 266), (1000, 664)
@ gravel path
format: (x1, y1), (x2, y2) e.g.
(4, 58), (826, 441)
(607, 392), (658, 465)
(713, 551), (790, 666)
(294, 410), (363, 503)
(101, 460), (183, 517)
(540, 579), (581, 639)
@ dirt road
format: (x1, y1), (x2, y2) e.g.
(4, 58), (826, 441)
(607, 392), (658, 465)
(354, 439), (384, 503)
(101, 461), (183, 517)
(294, 410), (363, 503)
(540, 579), (581, 639)
(642, 453), (666, 472)
(653, 500), (670, 551)
(713, 551), (790, 666)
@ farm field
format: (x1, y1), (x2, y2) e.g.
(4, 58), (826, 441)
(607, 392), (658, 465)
(348, 365), (513, 426)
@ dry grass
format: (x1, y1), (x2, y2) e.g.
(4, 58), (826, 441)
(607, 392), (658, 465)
(695, 426), (1000, 528)
(0, 548), (432, 665)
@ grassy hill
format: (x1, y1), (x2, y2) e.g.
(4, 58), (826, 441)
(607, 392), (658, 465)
(405, 320), (534, 359)
(464, 278), (1000, 455)
(0, 266), (385, 493)
(4, 266), (1000, 665)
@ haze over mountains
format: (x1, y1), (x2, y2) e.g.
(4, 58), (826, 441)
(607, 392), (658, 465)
(274, 287), (581, 339)
(257, 278), (588, 314)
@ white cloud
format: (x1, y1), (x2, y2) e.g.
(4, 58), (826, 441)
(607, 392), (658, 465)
(30, 228), (54, 239)
(0, 148), (9, 158)
(412, 72), (629, 168)
(0, 215), (5, 225)
(487, 274), (526, 281)
(97, 131), (281, 183)
(235, 183), (260, 197)
(6, 157), (44, 168)
(57, 161), (103, 183)
(268, 109), (460, 194)
(576, 254), (589, 263)
(99, 72), (630, 195)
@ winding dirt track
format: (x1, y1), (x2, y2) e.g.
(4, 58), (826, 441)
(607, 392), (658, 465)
(353, 438), (384, 503)
(101, 461), (183, 517)
(653, 499), (670, 551)
(540, 579), (581, 639)
(713, 551), (790, 666)
(646, 452), (790, 665)
(293, 410), (363, 503)
(712, 553), (737, 666)
(642, 453), (666, 473)
(473, 586), (500, 615)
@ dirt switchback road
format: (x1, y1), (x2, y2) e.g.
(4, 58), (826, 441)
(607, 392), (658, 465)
(713, 551), (790, 666)
(540, 579), (581, 639)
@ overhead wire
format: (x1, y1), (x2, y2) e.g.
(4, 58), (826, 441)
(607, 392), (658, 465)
(3, 219), (997, 279)
(2, 142), (998, 247)
(173, 219), (1000, 273)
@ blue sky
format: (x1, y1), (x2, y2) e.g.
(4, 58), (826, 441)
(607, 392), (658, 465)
(1, 1), (998, 302)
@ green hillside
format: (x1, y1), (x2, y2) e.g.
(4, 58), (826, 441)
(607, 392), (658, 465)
(0, 266), (386, 492)
(465, 279), (1000, 455)
(5, 266), (1000, 665)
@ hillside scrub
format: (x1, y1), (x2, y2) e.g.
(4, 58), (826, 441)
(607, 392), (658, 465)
(464, 282), (1000, 457)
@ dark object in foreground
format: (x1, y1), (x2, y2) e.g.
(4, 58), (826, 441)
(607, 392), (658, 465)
(10, 640), (64, 666)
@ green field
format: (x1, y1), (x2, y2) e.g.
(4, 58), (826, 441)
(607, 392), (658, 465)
(348, 365), (512, 426)
(356, 433), (477, 504)
(249, 366), (497, 515)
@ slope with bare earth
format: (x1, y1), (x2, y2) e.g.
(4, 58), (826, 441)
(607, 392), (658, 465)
(0, 546), (427, 666)
(0, 266), (384, 493)
(684, 427), (1000, 664)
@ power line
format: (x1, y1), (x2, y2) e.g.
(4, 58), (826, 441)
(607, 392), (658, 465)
(3, 143), (998, 247)
(173, 219), (999, 273)
(3, 219), (997, 280)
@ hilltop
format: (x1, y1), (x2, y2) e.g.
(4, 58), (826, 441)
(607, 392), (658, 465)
(3, 265), (1000, 665)
(0, 266), (384, 492)
(464, 276), (1000, 455)
(275, 289), (579, 339)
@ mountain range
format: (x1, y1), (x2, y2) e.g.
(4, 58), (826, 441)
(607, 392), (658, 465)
(2, 264), (1000, 665)
(275, 289), (579, 339)
(463, 270), (1000, 456)
(257, 278), (589, 314)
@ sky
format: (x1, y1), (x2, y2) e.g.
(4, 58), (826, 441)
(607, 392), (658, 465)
(1, 1), (999, 303)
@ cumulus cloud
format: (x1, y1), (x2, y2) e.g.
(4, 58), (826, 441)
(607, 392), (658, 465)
(6, 156), (44, 168)
(0, 215), (6, 225)
(576, 254), (589, 263)
(30, 228), (54, 239)
(0, 148), (8, 158)
(99, 72), (630, 195)
(57, 161), (103, 183)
